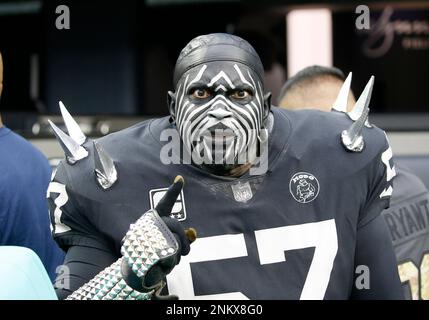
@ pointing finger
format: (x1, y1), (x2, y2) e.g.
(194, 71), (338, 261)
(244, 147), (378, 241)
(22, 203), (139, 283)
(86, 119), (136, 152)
(155, 175), (184, 217)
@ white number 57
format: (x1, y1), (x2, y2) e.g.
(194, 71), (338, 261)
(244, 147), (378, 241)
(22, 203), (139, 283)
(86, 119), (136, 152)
(167, 219), (338, 300)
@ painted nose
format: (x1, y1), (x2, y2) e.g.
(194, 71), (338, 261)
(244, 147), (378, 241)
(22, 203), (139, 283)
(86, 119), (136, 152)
(207, 107), (232, 120)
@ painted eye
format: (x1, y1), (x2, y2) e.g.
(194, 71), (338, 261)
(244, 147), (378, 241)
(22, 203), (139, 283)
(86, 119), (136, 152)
(230, 90), (250, 99)
(192, 89), (211, 99)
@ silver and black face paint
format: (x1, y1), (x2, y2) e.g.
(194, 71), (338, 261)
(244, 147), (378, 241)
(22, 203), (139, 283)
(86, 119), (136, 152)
(172, 61), (266, 173)
(167, 33), (270, 175)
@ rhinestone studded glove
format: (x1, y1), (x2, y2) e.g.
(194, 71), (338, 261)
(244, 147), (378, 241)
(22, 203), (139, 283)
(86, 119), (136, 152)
(66, 176), (195, 300)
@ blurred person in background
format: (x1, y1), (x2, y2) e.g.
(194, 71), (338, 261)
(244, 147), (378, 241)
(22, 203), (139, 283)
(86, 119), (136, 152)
(0, 52), (64, 282)
(277, 65), (355, 111)
(278, 65), (429, 300)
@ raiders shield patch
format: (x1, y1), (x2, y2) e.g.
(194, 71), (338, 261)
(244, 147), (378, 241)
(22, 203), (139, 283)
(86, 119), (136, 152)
(289, 172), (320, 204)
(149, 187), (187, 221)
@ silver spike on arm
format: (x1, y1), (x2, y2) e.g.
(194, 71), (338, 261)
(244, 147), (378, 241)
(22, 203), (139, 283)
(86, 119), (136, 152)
(48, 101), (88, 165)
(48, 120), (88, 164)
(59, 101), (87, 145)
(341, 76), (374, 153)
(331, 72), (352, 113)
(93, 140), (118, 190)
(347, 76), (374, 128)
(341, 103), (370, 152)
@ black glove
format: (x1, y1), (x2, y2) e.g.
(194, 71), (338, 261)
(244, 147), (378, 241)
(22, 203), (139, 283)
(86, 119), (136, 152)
(144, 176), (192, 288)
(121, 176), (195, 299)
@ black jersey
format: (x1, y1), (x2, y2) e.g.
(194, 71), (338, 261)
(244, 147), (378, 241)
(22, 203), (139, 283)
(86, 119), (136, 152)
(48, 107), (395, 299)
(382, 165), (429, 300)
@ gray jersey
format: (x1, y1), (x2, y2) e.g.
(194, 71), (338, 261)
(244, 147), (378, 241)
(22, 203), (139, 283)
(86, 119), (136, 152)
(382, 165), (429, 300)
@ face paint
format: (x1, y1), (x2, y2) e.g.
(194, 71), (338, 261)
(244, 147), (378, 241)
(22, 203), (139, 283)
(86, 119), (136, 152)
(174, 61), (265, 171)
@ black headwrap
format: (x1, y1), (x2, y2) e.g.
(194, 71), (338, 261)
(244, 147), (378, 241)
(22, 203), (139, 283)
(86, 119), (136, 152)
(173, 33), (265, 87)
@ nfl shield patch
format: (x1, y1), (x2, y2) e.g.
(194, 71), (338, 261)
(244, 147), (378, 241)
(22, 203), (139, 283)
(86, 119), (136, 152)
(231, 181), (253, 203)
(149, 187), (187, 221)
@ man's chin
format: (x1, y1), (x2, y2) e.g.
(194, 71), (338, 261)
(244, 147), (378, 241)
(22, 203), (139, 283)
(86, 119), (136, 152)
(201, 134), (236, 145)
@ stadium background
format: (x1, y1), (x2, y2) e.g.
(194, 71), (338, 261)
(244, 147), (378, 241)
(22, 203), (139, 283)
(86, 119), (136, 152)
(0, 0), (428, 186)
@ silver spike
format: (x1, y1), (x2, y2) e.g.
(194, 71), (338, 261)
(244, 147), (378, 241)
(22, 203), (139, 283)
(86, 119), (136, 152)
(93, 140), (117, 190)
(59, 101), (87, 145)
(332, 72), (352, 113)
(48, 120), (89, 164)
(347, 76), (374, 127)
(341, 97), (370, 152)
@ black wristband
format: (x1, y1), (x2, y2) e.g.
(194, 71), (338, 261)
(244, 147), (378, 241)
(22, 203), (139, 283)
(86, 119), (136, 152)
(120, 259), (161, 293)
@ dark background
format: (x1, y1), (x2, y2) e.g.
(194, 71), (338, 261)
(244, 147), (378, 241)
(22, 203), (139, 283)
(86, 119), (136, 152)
(0, 0), (428, 127)
(334, 7), (429, 113)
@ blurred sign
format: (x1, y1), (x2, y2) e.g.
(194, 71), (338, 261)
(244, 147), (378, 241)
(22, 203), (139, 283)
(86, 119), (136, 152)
(359, 7), (429, 59)
(333, 6), (429, 113)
